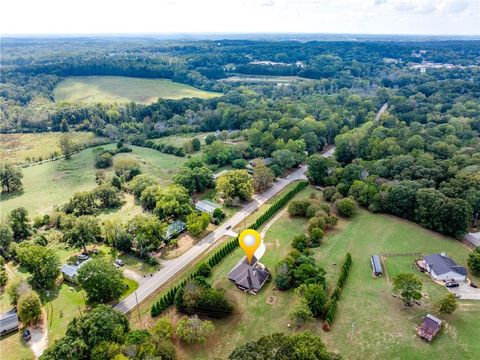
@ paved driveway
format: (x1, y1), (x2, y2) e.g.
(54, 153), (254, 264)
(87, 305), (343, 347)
(447, 282), (480, 300)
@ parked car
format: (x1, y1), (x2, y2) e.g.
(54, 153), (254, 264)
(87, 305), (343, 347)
(114, 259), (125, 266)
(23, 329), (31, 341)
(445, 282), (459, 288)
(77, 254), (89, 261)
(226, 225), (232, 230)
(286, 175), (290, 179)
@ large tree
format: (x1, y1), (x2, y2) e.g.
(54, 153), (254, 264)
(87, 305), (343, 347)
(392, 273), (422, 306)
(253, 163), (275, 193)
(129, 174), (158, 199)
(0, 163), (23, 194)
(0, 223), (13, 255)
(18, 291), (42, 325)
(78, 258), (126, 303)
(176, 316), (214, 344)
(296, 283), (328, 317)
(154, 184), (192, 220)
(307, 155), (337, 186)
(174, 166), (214, 194)
(8, 207), (31, 241)
(63, 216), (101, 253)
(229, 331), (339, 360)
(216, 170), (253, 205)
(128, 214), (166, 257)
(186, 212), (211, 238)
(17, 243), (60, 288)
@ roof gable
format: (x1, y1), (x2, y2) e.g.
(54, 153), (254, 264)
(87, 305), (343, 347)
(425, 254), (466, 276)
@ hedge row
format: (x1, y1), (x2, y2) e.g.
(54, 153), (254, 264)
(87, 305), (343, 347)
(151, 180), (309, 317)
(325, 252), (352, 326)
(132, 138), (185, 157)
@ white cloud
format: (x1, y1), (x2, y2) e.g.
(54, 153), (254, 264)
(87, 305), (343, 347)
(0, 0), (478, 35)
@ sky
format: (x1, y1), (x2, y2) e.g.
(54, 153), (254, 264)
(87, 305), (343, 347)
(1, 0), (479, 36)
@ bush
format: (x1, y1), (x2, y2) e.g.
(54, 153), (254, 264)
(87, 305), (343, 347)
(335, 197), (358, 217)
(308, 216), (326, 232)
(291, 234), (310, 253)
(288, 199), (311, 217)
(305, 204), (321, 218)
(309, 227), (324, 246)
(437, 293), (458, 314)
(196, 263), (212, 278)
(323, 186), (338, 202)
(232, 159), (247, 169)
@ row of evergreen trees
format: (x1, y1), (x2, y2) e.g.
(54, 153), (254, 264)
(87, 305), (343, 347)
(324, 252), (352, 327)
(151, 180), (309, 317)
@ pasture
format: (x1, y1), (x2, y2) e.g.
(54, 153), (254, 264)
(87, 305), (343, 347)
(53, 76), (220, 104)
(175, 187), (480, 360)
(0, 144), (187, 218)
(0, 132), (102, 165)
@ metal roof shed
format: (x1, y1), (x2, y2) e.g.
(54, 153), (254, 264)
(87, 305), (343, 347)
(0, 310), (19, 335)
(371, 255), (383, 276)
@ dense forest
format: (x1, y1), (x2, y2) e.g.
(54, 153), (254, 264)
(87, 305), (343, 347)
(1, 37), (479, 239)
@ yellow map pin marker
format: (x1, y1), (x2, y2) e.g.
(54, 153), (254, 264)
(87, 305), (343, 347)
(238, 229), (261, 265)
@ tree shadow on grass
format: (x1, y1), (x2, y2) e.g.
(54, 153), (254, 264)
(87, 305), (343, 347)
(0, 189), (25, 202)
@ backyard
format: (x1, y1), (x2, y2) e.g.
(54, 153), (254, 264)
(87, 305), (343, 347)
(172, 186), (480, 360)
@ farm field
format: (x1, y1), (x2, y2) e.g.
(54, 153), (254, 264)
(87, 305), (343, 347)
(175, 186), (480, 360)
(0, 144), (187, 218)
(53, 76), (221, 104)
(0, 132), (103, 165)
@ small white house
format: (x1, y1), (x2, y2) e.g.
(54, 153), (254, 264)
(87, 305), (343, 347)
(424, 253), (467, 282)
(61, 258), (91, 283)
(195, 200), (221, 215)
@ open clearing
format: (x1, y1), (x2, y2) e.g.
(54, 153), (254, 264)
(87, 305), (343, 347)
(0, 132), (102, 165)
(221, 74), (311, 84)
(175, 187), (480, 360)
(53, 76), (220, 104)
(0, 144), (187, 218)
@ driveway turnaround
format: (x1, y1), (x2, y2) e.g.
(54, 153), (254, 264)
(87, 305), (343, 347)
(114, 148), (335, 314)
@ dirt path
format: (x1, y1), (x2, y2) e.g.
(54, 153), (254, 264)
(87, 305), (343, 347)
(29, 310), (48, 358)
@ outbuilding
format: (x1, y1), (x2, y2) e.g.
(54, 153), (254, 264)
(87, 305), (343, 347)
(417, 314), (442, 341)
(195, 199), (221, 215)
(371, 255), (383, 276)
(61, 258), (91, 283)
(0, 310), (19, 336)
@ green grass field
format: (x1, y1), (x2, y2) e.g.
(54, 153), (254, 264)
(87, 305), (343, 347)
(54, 76), (220, 104)
(176, 187), (480, 360)
(0, 132), (102, 165)
(0, 144), (187, 218)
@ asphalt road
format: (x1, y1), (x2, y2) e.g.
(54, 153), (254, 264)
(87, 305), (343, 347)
(115, 147), (335, 314)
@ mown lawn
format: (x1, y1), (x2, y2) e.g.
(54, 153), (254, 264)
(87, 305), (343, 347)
(0, 144), (187, 218)
(176, 186), (480, 360)
(54, 76), (220, 104)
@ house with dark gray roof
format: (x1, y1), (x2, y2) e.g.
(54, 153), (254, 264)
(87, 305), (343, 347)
(0, 309), (19, 336)
(228, 256), (270, 295)
(417, 314), (442, 341)
(424, 253), (467, 282)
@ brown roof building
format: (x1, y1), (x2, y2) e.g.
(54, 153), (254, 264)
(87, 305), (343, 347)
(228, 256), (270, 295)
(417, 314), (442, 341)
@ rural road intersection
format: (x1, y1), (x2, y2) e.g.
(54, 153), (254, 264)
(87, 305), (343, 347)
(114, 147), (335, 314)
